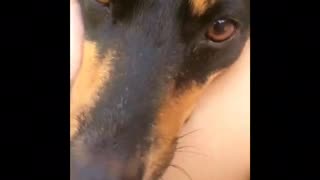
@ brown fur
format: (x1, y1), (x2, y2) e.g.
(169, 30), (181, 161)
(143, 72), (223, 179)
(189, 0), (216, 16)
(70, 41), (114, 138)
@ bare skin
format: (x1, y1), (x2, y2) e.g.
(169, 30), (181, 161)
(70, 1), (250, 179)
(162, 40), (250, 180)
(70, 0), (83, 85)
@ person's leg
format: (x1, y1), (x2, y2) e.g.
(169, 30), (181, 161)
(70, 0), (83, 85)
(162, 40), (250, 180)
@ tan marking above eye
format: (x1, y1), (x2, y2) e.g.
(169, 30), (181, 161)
(189, 0), (216, 16)
(70, 41), (114, 139)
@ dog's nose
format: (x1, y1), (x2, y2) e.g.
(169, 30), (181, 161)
(71, 154), (143, 180)
(71, 158), (127, 180)
(71, 164), (111, 180)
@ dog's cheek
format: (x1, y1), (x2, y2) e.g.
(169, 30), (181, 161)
(70, 41), (114, 139)
(143, 76), (220, 179)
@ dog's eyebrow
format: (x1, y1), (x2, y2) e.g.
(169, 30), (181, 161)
(189, 0), (217, 16)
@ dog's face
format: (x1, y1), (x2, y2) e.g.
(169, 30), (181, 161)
(71, 0), (250, 179)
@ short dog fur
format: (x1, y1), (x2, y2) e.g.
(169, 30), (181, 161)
(71, 0), (250, 179)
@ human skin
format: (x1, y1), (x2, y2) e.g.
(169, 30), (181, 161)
(162, 40), (250, 180)
(70, 1), (250, 179)
(70, 0), (83, 85)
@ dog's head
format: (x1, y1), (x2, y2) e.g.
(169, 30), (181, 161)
(71, 0), (250, 179)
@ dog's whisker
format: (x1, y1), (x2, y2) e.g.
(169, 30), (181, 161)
(169, 164), (192, 180)
(175, 150), (208, 157)
(177, 129), (202, 141)
(175, 145), (198, 150)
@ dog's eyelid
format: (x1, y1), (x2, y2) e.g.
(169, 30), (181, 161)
(96, 0), (110, 4)
(95, 0), (112, 8)
(211, 13), (241, 23)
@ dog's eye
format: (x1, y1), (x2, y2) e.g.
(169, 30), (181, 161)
(206, 19), (237, 42)
(96, 0), (111, 7)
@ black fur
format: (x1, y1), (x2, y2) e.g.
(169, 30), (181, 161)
(71, 0), (250, 179)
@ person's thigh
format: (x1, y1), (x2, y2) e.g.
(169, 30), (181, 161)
(70, 0), (83, 84)
(162, 40), (250, 180)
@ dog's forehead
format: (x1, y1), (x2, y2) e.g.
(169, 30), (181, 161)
(113, 0), (216, 15)
(110, 0), (249, 24)
(81, 0), (249, 43)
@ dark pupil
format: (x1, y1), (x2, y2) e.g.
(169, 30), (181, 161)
(213, 20), (227, 35)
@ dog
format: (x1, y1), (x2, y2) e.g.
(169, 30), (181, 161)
(70, 0), (250, 179)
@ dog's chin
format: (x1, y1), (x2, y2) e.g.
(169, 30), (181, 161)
(142, 142), (177, 180)
(145, 158), (174, 180)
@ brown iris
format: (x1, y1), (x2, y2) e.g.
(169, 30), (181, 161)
(206, 19), (237, 42)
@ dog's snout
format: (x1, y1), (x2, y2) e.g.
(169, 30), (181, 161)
(71, 163), (109, 180)
(71, 158), (123, 180)
(71, 150), (143, 180)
